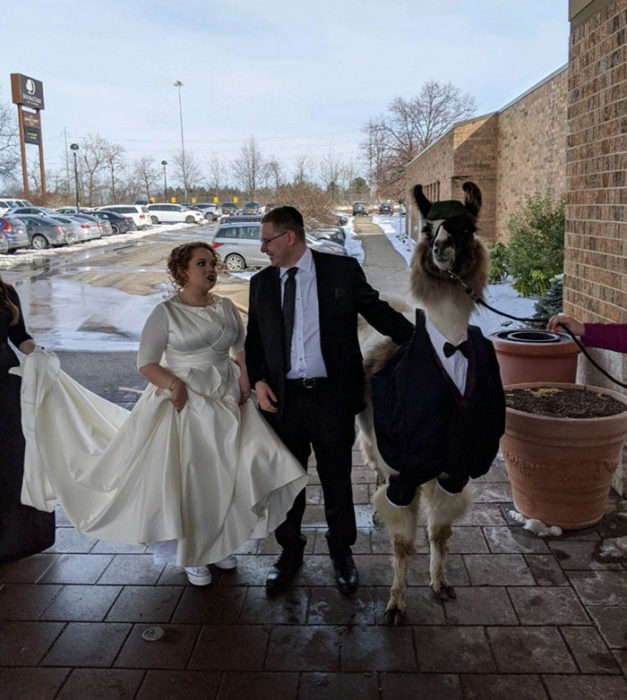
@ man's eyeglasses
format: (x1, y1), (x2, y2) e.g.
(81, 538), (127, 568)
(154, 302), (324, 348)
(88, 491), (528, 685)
(260, 230), (288, 246)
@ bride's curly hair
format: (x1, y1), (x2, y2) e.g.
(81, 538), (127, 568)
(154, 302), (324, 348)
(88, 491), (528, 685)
(0, 275), (20, 325)
(167, 241), (221, 289)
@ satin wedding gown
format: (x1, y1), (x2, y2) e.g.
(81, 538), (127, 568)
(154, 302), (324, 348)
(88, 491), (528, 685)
(13, 295), (308, 566)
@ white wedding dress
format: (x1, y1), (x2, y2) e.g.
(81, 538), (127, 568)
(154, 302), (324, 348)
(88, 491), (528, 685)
(13, 295), (308, 566)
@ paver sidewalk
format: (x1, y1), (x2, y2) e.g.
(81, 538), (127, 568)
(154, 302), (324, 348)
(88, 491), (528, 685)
(0, 450), (625, 699)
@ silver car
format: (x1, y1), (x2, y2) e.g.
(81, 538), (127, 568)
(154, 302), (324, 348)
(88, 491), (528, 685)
(50, 215), (92, 243)
(0, 216), (30, 251)
(211, 222), (268, 271)
(15, 214), (77, 249)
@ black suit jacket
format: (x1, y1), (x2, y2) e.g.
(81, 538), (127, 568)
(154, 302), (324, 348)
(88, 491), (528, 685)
(245, 250), (414, 420)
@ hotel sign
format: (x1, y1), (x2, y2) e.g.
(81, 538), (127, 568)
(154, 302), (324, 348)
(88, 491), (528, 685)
(22, 110), (41, 145)
(11, 73), (45, 110)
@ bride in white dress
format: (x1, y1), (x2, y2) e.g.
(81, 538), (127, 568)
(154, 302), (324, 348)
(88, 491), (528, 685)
(15, 242), (308, 585)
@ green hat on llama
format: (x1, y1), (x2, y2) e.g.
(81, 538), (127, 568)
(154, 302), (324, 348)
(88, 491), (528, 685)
(427, 200), (467, 221)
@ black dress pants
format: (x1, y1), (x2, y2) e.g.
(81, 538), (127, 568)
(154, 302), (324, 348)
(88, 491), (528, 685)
(267, 381), (356, 557)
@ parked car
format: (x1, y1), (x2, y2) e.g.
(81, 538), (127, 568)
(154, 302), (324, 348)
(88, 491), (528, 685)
(55, 207), (94, 215)
(14, 214), (77, 249)
(212, 222), (348, 272)
(0, 198), (29, 216)
(352, 202), (368, 216)
(378, 202), (393, 215)
(220, 202), (239, 216)
(69, 213), (111, 238)
(305, 233), (347, 256)
(334, 212), (349, 226)
(147, 203), (204, 224)
(90, 210), (136, 234)
(241, 202), (260, 215)
(0, 216), (30, 251)
(49, 215), (94, 243)
(96, 204), (151, 230)
(264, 203), (276, 214)
(192, 203), (222, 221)
(307, 227), (346, 245)
(211, 222), (266, 271)
(219, 214), (263, 224)
(6, 206), (58, 217)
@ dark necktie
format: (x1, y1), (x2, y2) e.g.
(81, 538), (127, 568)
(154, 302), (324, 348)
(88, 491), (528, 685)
(282, 267), (298, 372)
(443, 340), (470, 358)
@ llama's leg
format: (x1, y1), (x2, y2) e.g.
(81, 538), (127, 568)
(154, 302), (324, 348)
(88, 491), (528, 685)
(422, 480), (472, 600)
(373, 485), (419, 625)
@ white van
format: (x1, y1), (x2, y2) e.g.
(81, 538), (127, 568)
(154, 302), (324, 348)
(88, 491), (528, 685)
(97, 204), (151, 230)
(147, 203), (204, 224)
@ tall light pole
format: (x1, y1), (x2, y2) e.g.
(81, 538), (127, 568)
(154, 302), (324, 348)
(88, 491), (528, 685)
(70, 143), (80, 213)
(173, 80), (187, 203)
(161, 160), (168, 202)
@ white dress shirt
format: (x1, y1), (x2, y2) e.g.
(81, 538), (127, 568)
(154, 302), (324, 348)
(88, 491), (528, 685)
(280, 247), (328, 379)
(424, 316), (468, 395)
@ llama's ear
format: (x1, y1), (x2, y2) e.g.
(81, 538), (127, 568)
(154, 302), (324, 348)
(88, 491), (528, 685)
(413, 184), (431, 218)
(462, 182), (481, 217)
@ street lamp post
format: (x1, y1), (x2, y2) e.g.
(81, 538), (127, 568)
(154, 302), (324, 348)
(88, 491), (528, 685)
(173, 80), (187, 203)
(161, 160), (168, 202)
(70, 143), (80, 213)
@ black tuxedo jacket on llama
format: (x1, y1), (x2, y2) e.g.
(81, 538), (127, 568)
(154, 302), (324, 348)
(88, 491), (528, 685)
(245, 249), (414, 421)
(373, 309), (506, 504)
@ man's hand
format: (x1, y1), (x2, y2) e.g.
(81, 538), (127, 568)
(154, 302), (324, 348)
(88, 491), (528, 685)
(255, 380), (278, 413)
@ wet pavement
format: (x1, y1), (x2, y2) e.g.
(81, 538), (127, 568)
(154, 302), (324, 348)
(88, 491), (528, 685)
(1, 219), (625, 698)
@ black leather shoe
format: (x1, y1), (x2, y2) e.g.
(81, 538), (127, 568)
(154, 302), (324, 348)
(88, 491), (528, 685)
(331, 552), (359, 595)
(266, 547), (304, 594)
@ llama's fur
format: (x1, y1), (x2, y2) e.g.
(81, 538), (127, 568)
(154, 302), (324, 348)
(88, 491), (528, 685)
(358, 181), (490, 625)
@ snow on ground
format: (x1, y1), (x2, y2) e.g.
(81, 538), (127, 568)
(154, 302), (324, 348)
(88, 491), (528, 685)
(372, 214), (539, 337)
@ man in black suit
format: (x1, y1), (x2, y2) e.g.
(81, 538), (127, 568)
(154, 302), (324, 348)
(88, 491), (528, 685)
(245, 206), (413, 595)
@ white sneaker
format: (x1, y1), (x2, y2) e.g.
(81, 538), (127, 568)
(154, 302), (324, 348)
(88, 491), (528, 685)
(213, 555), (237, 570)
(184, 565), (212, 586)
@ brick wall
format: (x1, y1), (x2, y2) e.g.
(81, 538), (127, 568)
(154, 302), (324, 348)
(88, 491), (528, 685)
(567, 0), (626, 494)
(496, 68), (568, 241)
(404, 69), (567, 244)
(405, 115), (497, 241)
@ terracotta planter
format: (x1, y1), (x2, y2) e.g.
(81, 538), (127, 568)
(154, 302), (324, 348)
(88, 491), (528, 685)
(490, 330), (580, 385)
(501, 382), (627, 529)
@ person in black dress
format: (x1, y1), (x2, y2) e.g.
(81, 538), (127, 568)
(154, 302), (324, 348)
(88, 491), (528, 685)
(0, 276), (55, 564)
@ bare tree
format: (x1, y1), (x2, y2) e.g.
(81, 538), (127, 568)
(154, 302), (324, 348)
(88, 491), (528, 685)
(78, 134), (111, 206)
(207, 155), (226, 194)
(319, 148), (345, 201)
(232, 137), (267, 200)
(0, 94), (19, 183)
(265, 157), (283, 195)
(132, 156), (160, 201)
(293, 155), (310, 185)
(361, 81), (477, 198)
(171, 149), (203, 200)
(103, 143), (126, 203)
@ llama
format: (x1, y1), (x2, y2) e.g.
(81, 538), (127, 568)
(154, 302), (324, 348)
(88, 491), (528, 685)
(358, 182), (505, 625)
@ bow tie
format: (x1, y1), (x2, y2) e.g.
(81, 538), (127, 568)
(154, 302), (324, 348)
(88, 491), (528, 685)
(443, 340), (470, 358)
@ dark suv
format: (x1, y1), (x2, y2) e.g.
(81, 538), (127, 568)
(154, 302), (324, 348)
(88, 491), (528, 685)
(378, 202), (393, 215)
(352, 202), (368, 216)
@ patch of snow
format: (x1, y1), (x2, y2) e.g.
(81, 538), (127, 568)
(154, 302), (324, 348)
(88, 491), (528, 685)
(598, 536), (627, 560)
(508, 509), (563, 537)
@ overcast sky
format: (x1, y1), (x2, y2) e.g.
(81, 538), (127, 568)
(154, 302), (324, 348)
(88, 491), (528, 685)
(4, 0), (569, 182)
